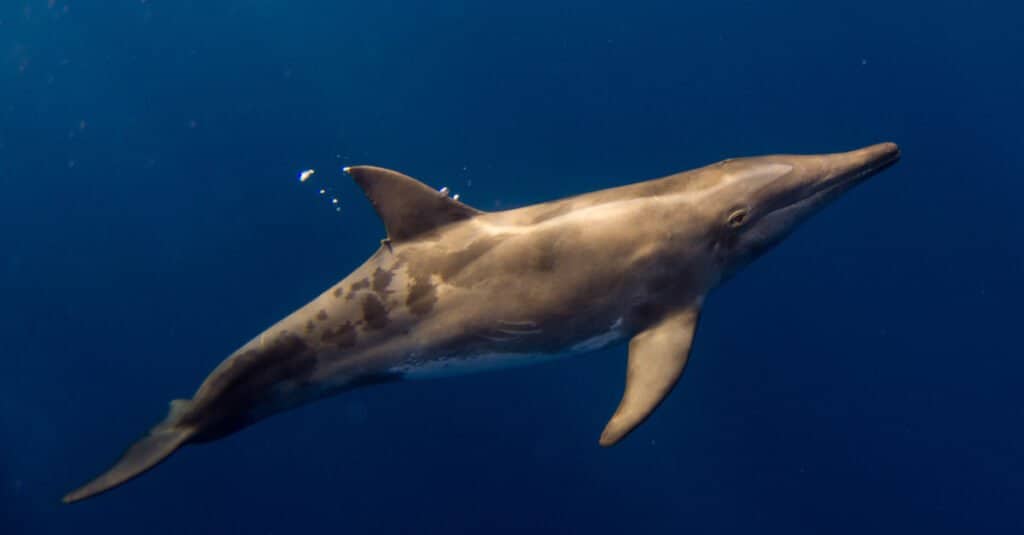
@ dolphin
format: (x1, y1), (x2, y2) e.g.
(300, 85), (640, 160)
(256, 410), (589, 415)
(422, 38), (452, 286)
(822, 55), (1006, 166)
(64, 142), (900, 503)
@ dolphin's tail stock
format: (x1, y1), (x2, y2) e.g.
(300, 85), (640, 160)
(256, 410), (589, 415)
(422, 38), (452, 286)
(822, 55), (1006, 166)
(63, 399), (197, 504)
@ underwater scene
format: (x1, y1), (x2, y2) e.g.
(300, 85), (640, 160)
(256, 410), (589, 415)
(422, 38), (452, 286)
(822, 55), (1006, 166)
(2, 1), (1022, 533)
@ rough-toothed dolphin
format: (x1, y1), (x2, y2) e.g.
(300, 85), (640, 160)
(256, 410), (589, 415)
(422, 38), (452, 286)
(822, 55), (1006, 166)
(64, 142), (900, 503)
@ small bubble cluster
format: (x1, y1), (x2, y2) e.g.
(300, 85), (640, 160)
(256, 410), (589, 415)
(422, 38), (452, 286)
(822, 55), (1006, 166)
(297, 166), (342, 212)
(439, 185), (463, 203)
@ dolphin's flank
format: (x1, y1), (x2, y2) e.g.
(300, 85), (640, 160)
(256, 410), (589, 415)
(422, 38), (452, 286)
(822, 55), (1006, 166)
(64, 142), (901, 503)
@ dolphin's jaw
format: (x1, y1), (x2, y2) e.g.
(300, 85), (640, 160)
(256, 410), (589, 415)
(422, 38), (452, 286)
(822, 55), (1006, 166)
(815, 141), (902, 198)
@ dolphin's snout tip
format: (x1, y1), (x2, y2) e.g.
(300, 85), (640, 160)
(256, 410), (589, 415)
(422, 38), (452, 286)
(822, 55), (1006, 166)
(821, 142), (900, 187)
(863, 141), (901, 166)
(838, 142), (900, 177)
(878, 141), (900, 159)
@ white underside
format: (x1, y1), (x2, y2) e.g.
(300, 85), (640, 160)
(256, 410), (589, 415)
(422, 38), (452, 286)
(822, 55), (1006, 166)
(391, 319), (625, 380)
(391, 351), (561, 379)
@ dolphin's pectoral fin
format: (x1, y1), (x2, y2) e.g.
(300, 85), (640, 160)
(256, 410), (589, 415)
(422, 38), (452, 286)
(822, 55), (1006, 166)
(344, 165), (483, 243)
(600, 305), (701, 447)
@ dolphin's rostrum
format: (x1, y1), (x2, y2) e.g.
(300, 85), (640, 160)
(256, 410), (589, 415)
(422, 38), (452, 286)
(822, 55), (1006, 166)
(63, 142), (901, 503)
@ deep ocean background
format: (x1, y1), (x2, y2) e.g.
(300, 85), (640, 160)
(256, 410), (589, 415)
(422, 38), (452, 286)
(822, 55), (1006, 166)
(2, 1), (1022, 533)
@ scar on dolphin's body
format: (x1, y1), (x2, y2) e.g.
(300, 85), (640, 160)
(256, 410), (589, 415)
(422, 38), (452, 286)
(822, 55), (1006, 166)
(372, 267), (393, 295)
(63, 143), (901, 503)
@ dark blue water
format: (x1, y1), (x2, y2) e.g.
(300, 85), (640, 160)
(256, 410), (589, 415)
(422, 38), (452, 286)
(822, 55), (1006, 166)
(3, 1), (1022, 533)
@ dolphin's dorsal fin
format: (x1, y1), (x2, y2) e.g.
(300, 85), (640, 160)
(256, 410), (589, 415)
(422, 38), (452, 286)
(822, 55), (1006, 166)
(345, 165), (483, 243)
(599, 305), (702, 446)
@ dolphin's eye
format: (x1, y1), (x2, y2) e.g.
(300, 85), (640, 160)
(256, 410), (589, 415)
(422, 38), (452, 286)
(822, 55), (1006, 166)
(727, 209), (749, 228)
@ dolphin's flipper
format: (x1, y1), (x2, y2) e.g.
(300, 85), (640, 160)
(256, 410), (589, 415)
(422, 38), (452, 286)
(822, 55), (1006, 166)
(600, 306), (701, 446)
(344, 165), (483, 243)
(63, 400), (196, 504)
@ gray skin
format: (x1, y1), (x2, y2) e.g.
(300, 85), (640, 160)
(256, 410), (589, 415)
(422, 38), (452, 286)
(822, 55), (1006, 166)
(64, 142), (900, 503)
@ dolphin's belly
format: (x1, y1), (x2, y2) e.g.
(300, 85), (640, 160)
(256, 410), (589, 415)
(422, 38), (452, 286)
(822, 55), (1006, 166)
(390, 351), (562, 379)
(390, 317), (626, 380)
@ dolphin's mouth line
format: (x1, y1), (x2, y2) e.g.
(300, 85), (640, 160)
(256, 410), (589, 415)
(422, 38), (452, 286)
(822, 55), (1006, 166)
(760, 150), (901, 220)
(806, 148), (902, 204)
(824, 150), (901, 193)
(841, 152), (900, 186)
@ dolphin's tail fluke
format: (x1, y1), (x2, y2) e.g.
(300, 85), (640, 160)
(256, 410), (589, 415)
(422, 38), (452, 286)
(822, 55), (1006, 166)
(63, 399), (196, 504)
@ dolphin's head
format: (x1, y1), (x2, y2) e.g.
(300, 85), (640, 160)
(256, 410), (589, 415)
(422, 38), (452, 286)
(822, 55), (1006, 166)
(692, 142), (900, 282)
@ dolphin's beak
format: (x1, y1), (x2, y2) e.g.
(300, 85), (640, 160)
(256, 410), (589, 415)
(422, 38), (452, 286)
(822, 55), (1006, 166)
(847, 142), (901, 173)
(823, 142), (901, 190)
(749, 142), (902, 238)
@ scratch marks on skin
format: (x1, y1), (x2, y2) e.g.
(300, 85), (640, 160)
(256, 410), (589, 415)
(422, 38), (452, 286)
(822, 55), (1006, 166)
(476, 320), (542, 343)
(391, 352), (562, 380)
(494, 319), (542, 336)
(478, 334), (515, 342)
(570, 318), (624, 352)
(495, 327), (542, 335)
(499, 320), (538, 327)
